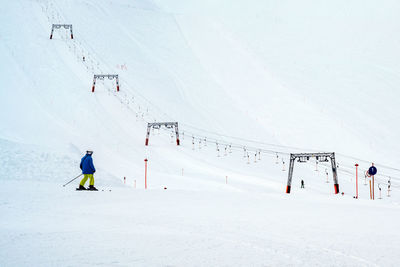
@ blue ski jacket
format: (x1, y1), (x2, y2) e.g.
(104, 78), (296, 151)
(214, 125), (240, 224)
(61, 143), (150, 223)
(80, 154), (96, 174)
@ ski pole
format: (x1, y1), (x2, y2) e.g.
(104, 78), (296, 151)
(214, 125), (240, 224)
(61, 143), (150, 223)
(63, 174), (83, 187)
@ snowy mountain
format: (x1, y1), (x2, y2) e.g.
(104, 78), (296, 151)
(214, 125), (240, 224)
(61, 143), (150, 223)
(1, 0), (400, 266)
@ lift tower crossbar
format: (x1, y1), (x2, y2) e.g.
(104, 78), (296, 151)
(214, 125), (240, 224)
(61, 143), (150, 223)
(145, 122), (180, 146)
(286, 152), (339, 194)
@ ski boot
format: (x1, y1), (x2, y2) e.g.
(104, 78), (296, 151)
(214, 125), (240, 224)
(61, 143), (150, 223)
(76, 185), (86, 191)
(88, 185), (98, 191)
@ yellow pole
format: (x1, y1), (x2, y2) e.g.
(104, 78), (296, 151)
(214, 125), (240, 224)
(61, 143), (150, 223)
(369, 180), (372, 199)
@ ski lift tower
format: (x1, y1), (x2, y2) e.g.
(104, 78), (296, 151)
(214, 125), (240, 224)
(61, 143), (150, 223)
(92, 74), (120, 92)
(286, 152), (339, 194)
(145, 122), (180, 146)
(50, 24), (73, 39)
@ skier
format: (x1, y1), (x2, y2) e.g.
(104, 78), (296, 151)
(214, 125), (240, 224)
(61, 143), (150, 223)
(83, 56), (85, 62)
(77, 150), (97, 191)
(301, 179), (305, 188)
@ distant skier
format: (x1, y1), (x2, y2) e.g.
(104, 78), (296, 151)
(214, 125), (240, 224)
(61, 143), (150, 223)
(301, 180), (305, 188)
(82, 56), (85, 62)
(77, 150), (97, 191)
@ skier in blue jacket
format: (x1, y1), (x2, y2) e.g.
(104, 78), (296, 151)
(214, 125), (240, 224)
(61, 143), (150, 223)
(77, 150), (97, 191)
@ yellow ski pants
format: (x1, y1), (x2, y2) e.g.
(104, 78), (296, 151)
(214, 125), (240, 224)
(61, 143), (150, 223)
(80, 174), (94, 186)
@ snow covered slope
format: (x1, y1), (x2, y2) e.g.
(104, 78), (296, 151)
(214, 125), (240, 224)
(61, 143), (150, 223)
(1, 0), (400, 266)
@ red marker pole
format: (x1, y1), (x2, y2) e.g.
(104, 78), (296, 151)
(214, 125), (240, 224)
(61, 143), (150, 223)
(355, 164), (359, 199)
(144, 158), (148, 189)
(369, 180), (372, 199)
(372, 175), (375, 200)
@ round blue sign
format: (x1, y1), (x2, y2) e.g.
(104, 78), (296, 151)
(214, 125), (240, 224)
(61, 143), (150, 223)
(368, 166), (377, 176)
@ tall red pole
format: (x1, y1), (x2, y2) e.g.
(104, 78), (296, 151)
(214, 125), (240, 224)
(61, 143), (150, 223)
(369, 180), (372, 199)
(144, 158), (148, 189)
(372, 175), (375, 200)
(355, 164), (359, 199)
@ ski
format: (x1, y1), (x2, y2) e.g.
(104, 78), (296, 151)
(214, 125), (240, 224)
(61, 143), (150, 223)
(75, 188), (111, 192)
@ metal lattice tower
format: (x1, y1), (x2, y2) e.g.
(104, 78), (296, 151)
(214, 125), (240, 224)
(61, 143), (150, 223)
(92, 74), (120, 92)
(145, 122), (180, 146)
(286, 152), (339, 194)
(50, 24), (73, 39)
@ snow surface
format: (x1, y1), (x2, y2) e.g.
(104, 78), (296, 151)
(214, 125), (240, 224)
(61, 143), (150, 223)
(1, 0), (400, 266)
